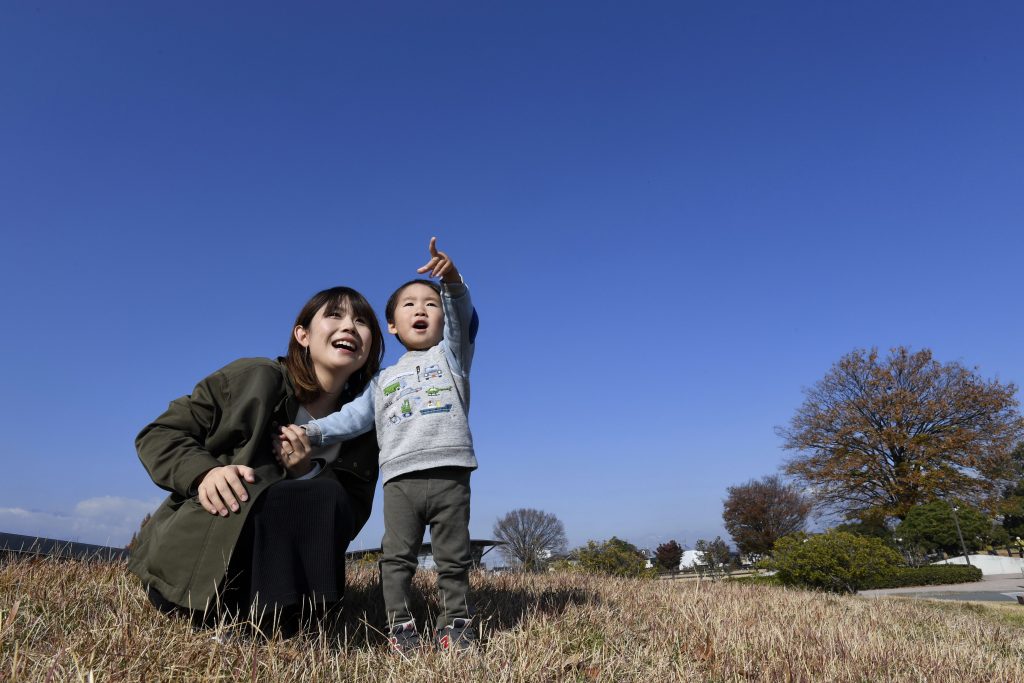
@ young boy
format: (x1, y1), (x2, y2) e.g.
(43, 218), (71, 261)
(289, 237), (479, 652)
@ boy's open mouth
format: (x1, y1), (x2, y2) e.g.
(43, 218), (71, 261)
(412, 321), (429, 330)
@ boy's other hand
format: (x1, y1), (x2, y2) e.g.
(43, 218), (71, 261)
(417, 236), (461, 283)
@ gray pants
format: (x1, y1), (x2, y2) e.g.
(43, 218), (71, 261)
(380, 467), (472, 629)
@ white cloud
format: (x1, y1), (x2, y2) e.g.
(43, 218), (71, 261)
(0, 496), (161, 548)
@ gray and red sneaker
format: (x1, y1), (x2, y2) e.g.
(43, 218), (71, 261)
(388, 620), (422, 654)
(435, 618), (477, 652)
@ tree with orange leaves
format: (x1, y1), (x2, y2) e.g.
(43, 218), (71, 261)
(779, 347), (1024, 522)
(723, 475), (812, 556)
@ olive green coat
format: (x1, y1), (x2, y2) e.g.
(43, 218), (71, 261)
(127, 358), (379, 610)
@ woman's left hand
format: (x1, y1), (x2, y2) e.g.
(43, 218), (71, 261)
(274, 424), (314, 477)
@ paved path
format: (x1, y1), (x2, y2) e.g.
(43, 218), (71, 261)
(860, 573), (1024, 603)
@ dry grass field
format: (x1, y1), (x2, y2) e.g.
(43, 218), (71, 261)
(2, 556), (1023, 682)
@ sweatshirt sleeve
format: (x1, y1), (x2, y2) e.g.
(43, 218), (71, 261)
(441, 278), (479, 376)
(305, 376), (377, 448)
(135, 370), (228, 497)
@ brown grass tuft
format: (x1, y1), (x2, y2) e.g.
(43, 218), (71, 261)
(1, 556), (1022, 681)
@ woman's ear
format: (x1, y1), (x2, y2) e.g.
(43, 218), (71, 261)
(294, 325), (309, 348)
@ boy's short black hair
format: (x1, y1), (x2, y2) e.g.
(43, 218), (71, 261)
(385, 278), (442, 324)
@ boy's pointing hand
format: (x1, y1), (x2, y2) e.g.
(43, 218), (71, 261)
(417, 236), (461, 283)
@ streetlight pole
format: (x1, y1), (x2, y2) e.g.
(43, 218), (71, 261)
(950, 504), (971, 566)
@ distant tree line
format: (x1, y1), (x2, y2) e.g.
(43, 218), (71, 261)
(491, 346), (1024, 586)
(715, 346), (1024, 591)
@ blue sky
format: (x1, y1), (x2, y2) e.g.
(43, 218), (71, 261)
(2, 2), (1022, 551)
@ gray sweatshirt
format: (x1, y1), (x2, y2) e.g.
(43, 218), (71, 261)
(306, 280), (479, 484)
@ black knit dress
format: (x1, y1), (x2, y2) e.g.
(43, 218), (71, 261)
(149, 469), (355, 637)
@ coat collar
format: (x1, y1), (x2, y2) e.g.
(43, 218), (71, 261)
(274, 357), (301, 423)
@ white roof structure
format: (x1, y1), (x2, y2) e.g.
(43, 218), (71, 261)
(934, 554), (1024, 576)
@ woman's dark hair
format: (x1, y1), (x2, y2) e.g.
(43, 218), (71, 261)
(285, 286), (384, 405)
(384, 279), (442, 324)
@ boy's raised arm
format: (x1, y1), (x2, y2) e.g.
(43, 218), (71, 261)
(417, 236), (478, 375)
(441, 280), (477, 375)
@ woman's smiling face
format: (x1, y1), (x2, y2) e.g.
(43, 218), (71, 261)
(300, 300), (374, 379)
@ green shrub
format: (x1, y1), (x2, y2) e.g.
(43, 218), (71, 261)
(767, 531), (903, 593)
(860, 564), (983, 589)
(574, 537), (653, 578)
(896, 501), (995, 554)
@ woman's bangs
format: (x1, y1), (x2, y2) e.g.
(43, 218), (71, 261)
(322, 292), (375, 323)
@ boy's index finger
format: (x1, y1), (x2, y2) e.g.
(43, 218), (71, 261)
(428, 236), (439, 257)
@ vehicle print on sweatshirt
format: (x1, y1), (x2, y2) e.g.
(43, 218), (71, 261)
(398, 386), (422, 399)
(425, 385), (452, 396)
(419, 399), (453, 415)
(422, 364), (443, 380)
(387, 393), (424, 426)
(381, 371), (416, 398)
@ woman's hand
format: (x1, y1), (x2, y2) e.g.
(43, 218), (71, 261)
(197, 465), (255, 516)
(274, 424), (314, 477)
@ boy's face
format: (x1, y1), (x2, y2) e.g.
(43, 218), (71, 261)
(388, 283), (444, 351)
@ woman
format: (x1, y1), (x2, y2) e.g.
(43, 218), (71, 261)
(128, 286), (384, 636)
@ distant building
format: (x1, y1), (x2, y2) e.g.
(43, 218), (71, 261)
(678, 549), (706, 570)
(639, 548), (657, 569)
(0, 532), (128, 563)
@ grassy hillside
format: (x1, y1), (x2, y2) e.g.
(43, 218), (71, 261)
(2, 556), (1022, 681)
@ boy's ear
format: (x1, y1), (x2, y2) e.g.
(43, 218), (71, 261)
(387, 321), (399, 335)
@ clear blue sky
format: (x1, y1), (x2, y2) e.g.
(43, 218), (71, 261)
(2, 2), (1022, 551)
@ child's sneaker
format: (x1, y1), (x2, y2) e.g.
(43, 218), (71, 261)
(435, 618), (477, 652)
(388, 620), (422, 654)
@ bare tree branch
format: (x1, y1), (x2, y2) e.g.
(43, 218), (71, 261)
(492, 508), (568, 572)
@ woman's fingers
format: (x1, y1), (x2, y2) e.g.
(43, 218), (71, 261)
(276, 425), (315, 476)
(280, 424), (311, 455)
(214, 477), (239, 514)
(224, 466), (250, 503)
(200, 480), (229, 517)
(198, 485), (220, 516)
(197, 465), (253, 516)
(237, 466), (256, 481)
